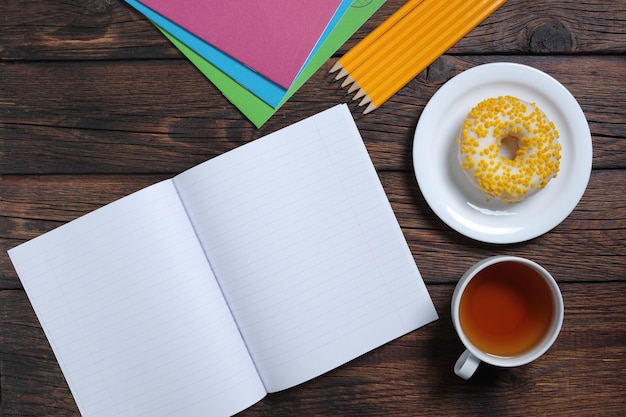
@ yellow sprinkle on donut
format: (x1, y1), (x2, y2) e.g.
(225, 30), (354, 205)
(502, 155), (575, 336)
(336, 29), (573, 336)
(457, 95), (561, 203)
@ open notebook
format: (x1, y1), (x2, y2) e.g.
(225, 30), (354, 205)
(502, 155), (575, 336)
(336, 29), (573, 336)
(9, 105), (438, 417)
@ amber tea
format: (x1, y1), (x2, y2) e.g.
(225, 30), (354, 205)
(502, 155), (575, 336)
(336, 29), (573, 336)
(458, 261), (555, 357)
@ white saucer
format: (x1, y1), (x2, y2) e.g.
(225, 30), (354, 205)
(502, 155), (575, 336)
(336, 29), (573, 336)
(412, 63), (592, 244)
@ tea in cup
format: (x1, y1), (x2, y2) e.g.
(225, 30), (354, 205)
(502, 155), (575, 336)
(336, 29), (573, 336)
(452, 256), (563, 379)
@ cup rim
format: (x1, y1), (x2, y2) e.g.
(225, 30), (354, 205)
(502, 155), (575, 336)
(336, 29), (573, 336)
(451, 255), (564, 367)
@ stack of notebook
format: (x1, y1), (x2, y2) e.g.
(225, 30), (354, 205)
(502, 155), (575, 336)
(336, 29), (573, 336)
(125, 0), (386, 128)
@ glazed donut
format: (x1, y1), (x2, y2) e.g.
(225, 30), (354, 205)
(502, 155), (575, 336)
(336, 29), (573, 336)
(457, 95), (562, 203)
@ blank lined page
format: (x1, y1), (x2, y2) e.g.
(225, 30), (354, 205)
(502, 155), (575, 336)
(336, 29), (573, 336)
(174, 104), (438, 392)
(8, 180), (266, 417)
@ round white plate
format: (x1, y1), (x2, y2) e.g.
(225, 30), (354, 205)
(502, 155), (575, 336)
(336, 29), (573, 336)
(413, 63), (592, 244)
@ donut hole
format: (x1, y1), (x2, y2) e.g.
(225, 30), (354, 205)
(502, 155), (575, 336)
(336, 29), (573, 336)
(499, 135), (520, 160)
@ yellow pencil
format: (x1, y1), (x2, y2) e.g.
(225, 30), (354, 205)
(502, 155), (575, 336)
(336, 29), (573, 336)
(361, 0), (506, 113)
(359, 0), (487, 101)
(352, 0), (463, 94)
(342, 0), (449, 93)
(333, 0), (506, 113)
(330, 0), (425, 80)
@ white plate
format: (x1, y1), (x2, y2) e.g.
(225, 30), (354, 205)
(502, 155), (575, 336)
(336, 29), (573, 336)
(413, 63), (592, 244)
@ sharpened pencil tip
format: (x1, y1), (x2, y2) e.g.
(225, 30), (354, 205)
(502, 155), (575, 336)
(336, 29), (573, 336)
(358, 96), (372, 107)
(329, 61), (342, 74)
(352, 88), (366, 101)
(341, 75), (354, 88)
(347, 82), (360, 94)
(363, 103), (377, 114)
(334, 68), (348, 81)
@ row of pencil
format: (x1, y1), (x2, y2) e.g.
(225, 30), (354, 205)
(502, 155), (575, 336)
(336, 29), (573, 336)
(331, 0), (507, 114)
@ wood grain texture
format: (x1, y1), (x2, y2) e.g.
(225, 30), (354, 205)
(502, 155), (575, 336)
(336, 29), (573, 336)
(2, 283), (625, 416)
(1, 55), (625, 174)
(1, 0), (625, 60)
(1, 0), (625, 415)
(1, 171), (624, 289)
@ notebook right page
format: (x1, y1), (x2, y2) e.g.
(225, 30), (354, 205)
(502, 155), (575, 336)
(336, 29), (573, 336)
(173, 104), (438, 393)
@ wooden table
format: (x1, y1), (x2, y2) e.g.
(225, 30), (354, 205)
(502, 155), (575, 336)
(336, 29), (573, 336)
(1, 0), (625, 415)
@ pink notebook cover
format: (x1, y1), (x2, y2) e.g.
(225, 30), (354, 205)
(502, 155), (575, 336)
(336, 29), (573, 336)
(139, 0), (342, 89)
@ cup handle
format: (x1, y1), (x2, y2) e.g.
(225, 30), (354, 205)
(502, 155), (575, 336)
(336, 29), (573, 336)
(454, 349), (480, 380)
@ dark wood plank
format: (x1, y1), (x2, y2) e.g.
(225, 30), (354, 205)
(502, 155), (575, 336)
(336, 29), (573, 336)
(2, 282), (625, 416)
(449, 0), (626, 54)
(0, 175), (166, 289)
(0, 0), (174, 61)
(1, 0), (624, 61)
(0, 290), (81, 416)
(1, 0), (624, 415)
(384, 169), (626, 285)
(242, 282), (626, 417)
(2, 170), (624, 289)
(1, 55), (624, 174)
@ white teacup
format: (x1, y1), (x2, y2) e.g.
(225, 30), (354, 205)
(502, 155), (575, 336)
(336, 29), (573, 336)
(452, 256), (564, 379)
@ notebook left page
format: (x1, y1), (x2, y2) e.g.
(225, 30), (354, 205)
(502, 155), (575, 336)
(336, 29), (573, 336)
(8, 180), (266, 417)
